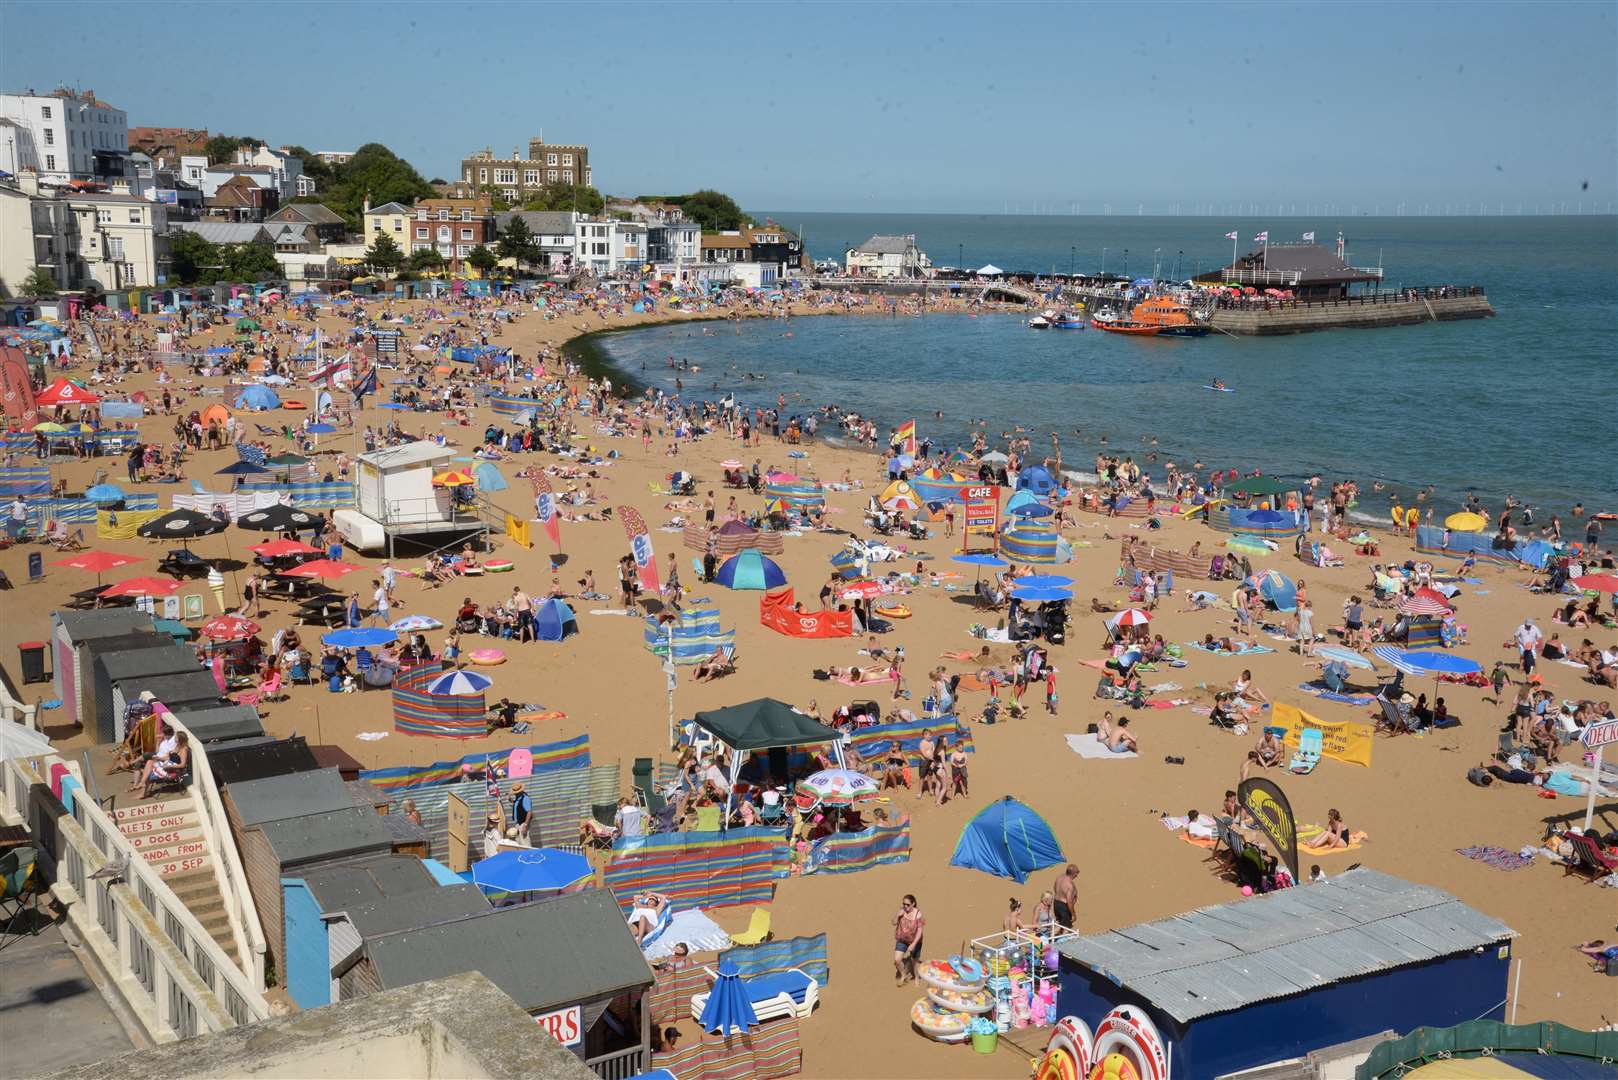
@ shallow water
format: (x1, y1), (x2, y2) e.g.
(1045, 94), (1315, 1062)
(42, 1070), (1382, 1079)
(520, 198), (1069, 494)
(598, 214), (1617, 518)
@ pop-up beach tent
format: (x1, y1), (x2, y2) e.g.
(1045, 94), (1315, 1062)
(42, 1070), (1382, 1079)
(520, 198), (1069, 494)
(531, 598), (578, 642)
(950, 796), (1065, 884)
(1017, 464), (1060, 497)
(692, 697), (845, 823)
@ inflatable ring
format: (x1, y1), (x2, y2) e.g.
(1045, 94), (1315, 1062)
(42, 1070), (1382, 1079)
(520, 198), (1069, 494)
(484, 559), (514, 573)
(926, 987), (994, 1014)
(1092, 1007), (1167, 1080)
(1047, 1016), (1096, 1077)
(1088, 1053), (1141, 1080)
(909, 999), (971, 1040)
(468, 648), (507, 666)
(949, 955), (985, 983)
(876, 604), (912, 619)
(1036, 1047), (1079, 1080)
(917, 959), (984, 994)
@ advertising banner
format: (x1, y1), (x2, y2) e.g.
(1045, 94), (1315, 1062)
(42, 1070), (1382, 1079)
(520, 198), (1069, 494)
(1237, 777), (1299, 883)
(619, 505), (660, 594)
(962, 483), (1000, 537)
(759, 588), (854, 638)
(1269, 702), (1373, 767)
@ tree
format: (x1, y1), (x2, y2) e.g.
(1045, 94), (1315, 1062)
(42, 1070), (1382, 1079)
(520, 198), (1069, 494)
(316, 143), (435, 230)
(365, 232), (404, 274)
(217, 241), (279, 283)
(168, 230), (220, 285)
(495, 216), (539, 269)
(466, 245), (498, 278)
(283, 144), (336, 189)
(520, 182), (604, 215)
(677, 190), (749, 232)
(20, 266), (59, 298)
(204, 134), (262, 165)
(410, 247), (445, 273)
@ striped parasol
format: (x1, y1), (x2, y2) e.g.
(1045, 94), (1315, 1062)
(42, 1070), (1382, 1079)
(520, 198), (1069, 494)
(1397, 593), (1453, 617)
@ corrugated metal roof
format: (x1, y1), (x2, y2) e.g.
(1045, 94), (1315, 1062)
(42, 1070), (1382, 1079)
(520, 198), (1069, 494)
(259, 807), (392, 867)
(1058, 869), (1515, 1023)
(365, 888), (652, 1012)
(343, 882), (489, 940)
(169, 703), (263, 743)
(302, 854), (432, 913)
(228, 767), (354, 827)
(54, 609), (155, 641)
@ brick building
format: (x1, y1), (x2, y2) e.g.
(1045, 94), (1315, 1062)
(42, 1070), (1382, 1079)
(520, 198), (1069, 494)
(409, 197), (496, 264)
(459, 138), (592, 202)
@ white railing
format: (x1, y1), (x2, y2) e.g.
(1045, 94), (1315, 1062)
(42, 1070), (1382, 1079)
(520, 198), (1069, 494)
(0, 754), (270, 1042)
(164, 713), (268, 989)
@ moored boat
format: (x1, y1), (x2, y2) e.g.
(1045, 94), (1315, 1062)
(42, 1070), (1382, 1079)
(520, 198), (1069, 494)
(1129, 296), (1210, 337)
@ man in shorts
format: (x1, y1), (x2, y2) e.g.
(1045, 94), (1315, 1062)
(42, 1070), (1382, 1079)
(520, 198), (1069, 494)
(1052, 864), (1079, 930)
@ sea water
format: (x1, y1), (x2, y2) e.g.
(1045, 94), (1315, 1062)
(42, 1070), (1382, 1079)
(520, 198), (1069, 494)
(593, 214), (1617, 517)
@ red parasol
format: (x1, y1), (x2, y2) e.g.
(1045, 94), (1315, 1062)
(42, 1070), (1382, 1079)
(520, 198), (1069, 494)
(199, 614), (261, 641)
(839, 580), (888, 600)
(284, 559), (362, 580)
(1571, 574), (1618, 594)
(1397, 594), (1453, 617)
(53, 550), (142, 574)
(101, 575), (183, 597)
(1107, 608), (1153, 627)
(250, 538), (323, 558)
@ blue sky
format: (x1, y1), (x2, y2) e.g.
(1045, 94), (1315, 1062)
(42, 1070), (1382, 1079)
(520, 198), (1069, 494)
(3, 1), (1613, 213)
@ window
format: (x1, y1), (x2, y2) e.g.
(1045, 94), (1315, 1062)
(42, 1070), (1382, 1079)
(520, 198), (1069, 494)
(45, 154), (55, 171)
(371, 217), (381, 229)
(523, 169), (539, 185)
(544, 153), (556, 165)
(416, 208), (427, 220)
(44, 129), (53, 146)
(97, 209), (112, 224)
(41, 105), (51, 119)
(437, 226), (451, 242)
(415, 226), (427, 239)
(547, 170), (558, 182)
(456, 244), (471, 257)
(437, 209), (449, 220)
(460, 209), (471, 221)
(562, 171), (573, 184)
(108, 237), (124, 260)
(459, 227), (472, 240)
(392, 220), (401, 232)
(493, 168), (515, 185)
(562, 153), (573, 166)
(478, 168), (488, 183)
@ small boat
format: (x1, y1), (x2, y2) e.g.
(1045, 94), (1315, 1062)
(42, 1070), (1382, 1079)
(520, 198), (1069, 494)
(1091, 318), (1161, 335)
(1053, 309), (1086, 329)
(1129, 296), (1210, 337)
(1027, 312), (1053, 329)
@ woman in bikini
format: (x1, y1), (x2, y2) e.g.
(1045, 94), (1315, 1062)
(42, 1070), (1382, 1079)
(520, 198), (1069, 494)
(627, 892), (671, 944)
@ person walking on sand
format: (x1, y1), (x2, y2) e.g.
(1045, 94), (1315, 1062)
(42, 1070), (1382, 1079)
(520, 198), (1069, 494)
(1052, 864), (1079, 930)
(892, 894), (924, 984)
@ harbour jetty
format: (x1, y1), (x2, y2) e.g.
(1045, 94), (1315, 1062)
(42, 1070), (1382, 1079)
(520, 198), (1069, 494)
(1207, 285), (1493, 334)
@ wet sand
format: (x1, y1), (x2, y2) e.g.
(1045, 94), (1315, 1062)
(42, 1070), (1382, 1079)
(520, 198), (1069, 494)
(5, 294), (1613, 1077)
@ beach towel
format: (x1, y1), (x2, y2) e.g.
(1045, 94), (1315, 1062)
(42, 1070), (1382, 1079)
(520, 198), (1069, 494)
(1455, 845), (1536, 872)
(1296, 683), (1377, 706)
(518, 710), (567, 725)
(1178, 831), (1218, 849)
(1296, 824), (1368, 855)
(955, 675), (993, 692)
(1143, 699), (1190, 709)
(1184, 641), (1274, 656)
(642, 908), (732, 961)
(1065, 733), (1136, 760)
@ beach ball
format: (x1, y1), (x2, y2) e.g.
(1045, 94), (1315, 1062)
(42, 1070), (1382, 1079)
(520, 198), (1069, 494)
(1241, 885), (1254, 896)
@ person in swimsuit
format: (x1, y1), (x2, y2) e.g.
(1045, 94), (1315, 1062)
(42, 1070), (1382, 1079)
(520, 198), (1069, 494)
(627, 892), (671, 944)
(1321, 808), (1351, 849)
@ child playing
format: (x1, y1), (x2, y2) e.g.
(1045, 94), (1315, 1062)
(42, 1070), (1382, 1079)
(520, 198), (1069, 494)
(1489, 660), (1510, 703)
(443, 627), (462, 667)
(1044, 666), (1059, 715)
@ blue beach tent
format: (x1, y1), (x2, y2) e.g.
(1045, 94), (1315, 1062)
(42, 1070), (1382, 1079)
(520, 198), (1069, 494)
(1016, 464), (1059, 497)
(532, 598), (578, 642)
(950, 796), (1065, 884)
(1253, 569), (1298, 612)
(716, 549), (788, 591)
(234, 385), (281, 410)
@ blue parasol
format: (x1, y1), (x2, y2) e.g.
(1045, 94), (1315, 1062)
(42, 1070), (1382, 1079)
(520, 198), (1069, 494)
(377, 402), (411, 410)
(1371, 647), (1481, 677)
(427, 669), (493, 695)
(322, 627), (397, 648)
(205, 346), (234, 355)
(84, 483), (126, 503)
(951, 553), (1009, 568)
(1016, 574), (1073, 588)
(1011, 584), (1072, 602)
(471, 848), (591, 894)
(1317, 645), (1374, 669)
(306, 422), (336, 434)
(699, 960), (760, 1036)
(1010, 502), (1054, 518)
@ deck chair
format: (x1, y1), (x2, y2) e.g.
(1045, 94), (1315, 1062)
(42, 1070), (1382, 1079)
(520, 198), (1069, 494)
(633, 758), (669, 819)
(1289, 728), (1323, 774)
(693, 805), (721, 832)
(730, 907), (772, 945)
(1565, 833), (1618, 881)
(0, 846), (40, 948)
(1375, 696), (1411, 735)
(232, 670), (282, 707)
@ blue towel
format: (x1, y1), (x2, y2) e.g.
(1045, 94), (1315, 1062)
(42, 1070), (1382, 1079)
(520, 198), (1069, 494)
(746, 970), (813, 1004)
(1184, 641), (1274, 656)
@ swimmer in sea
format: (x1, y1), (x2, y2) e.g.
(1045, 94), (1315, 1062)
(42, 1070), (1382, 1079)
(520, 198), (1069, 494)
(1211, 378), (1225, 390)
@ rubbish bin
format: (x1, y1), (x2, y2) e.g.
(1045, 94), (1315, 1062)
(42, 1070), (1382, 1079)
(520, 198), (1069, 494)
(18, 641), (47, 685)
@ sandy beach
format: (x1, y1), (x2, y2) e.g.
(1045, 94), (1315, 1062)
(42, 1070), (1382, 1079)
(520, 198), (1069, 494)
(5, 292), (1614, 1078)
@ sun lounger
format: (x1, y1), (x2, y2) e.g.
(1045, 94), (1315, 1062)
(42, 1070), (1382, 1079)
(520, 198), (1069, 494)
(690, 966), (819, 1023)
(1289, 728), (1323, 774)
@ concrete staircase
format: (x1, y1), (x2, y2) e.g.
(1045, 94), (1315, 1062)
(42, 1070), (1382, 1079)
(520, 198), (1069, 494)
(110, 794), (239, 963)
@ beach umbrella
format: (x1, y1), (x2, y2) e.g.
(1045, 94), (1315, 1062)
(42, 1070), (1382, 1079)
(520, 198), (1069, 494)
(1011, 584), (1072, 602)
(979, 451), (1010, 465)
(1107, 608), (1153, 628)
(321, 627), (396, 647)
(471, 848), (592, 895)
(1017, 574), (1073, 588)
(879, 481), (922, 512)
(267, 452), (309, 466)
(1316, 645), (1374, 669)
(1570, 574), (1618, 593)
(951, 553), (1009, 569)
(250, 538), (322, 558)
(389, 614), (443, 632)
(84, 483), (127, 503)
(839, 580), (889, 601)
(699, 960), (760, 1037)
(427, 669), (492, 695)
(216, 460), (270, 477)
(432, 470), (476, 487)
(0, 721), (54, 762)
(1371, 647), (1481, 678)
(31, 422), (66, 433)
(716, 550), (787, 591)
(306, 422), (336, 435)
(53, 549), (141, 583)
(236, 318), (260, 331)
(718, 459), (744, 469)
(236, 504), (320, 532)
(35, 378), (100, 406)
(1241, 509), (1291, 525)
(1444, 511), (1488, 532)
(102, 575), (184, 598)
(136, 508), (227, 540)
(199, 614), (260, 641)
(286, 558), (362, 580)
(204, 346), (234, 356)
(1398, 593), (1453, 617)
(1226, 534), (1270, 553)
(794, 768), (881, 807)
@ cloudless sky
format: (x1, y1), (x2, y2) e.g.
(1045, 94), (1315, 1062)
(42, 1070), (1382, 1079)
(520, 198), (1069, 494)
(3, 1), (1613, 213)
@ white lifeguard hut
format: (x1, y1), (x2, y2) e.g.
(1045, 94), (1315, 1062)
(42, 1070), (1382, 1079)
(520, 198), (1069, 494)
(334, 442), (491, 556)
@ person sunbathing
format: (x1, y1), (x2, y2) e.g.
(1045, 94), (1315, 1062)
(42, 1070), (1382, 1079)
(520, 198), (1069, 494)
(626, 892), (671, 944)
(1319, 808), (1351, 849)
(135, 733), (190, 798)
(693, 648), (734, 682)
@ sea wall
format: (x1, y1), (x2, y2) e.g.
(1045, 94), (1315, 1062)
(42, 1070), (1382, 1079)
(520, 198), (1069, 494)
(1210, 294), (1495, 335)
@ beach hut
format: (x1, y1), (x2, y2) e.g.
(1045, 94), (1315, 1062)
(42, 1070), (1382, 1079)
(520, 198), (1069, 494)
(949, 796), (1064, 884)
(49, 609), (160, 728)
(532, 598), (578, 642)
(91, 644), (207, 743)
(1046, 868), (1516, 1080)
(715, 550), (788, 591)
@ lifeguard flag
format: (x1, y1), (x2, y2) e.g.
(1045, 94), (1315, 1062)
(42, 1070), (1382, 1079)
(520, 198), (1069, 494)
(618, 505), (660, 594)
(895, 419), (917, 455)
(523, 467), (562, 550)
